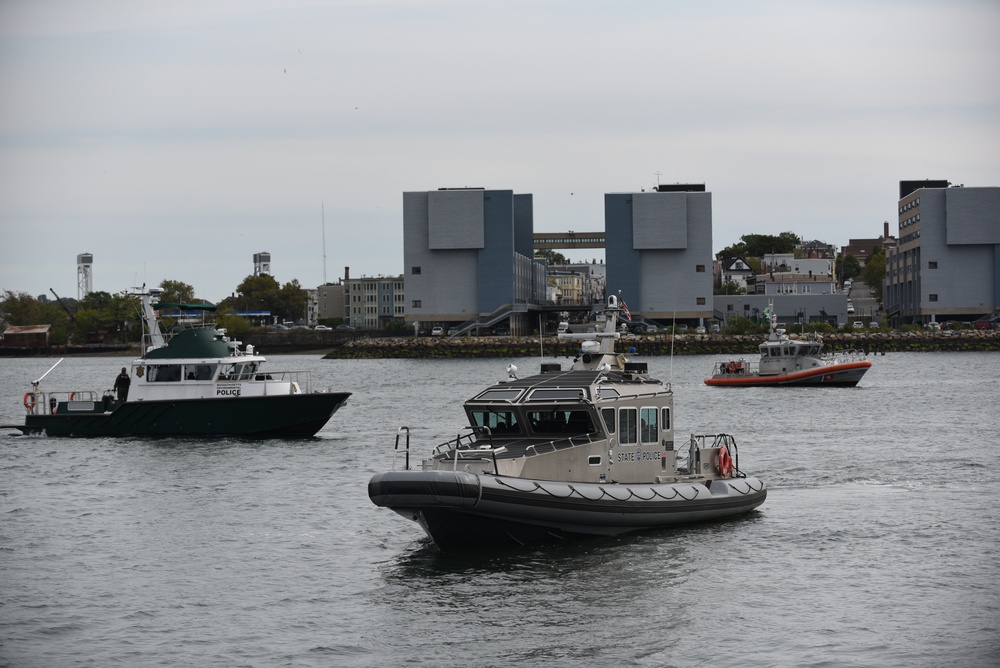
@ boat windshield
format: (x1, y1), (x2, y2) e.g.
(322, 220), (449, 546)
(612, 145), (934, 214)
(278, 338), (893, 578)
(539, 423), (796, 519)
(470, 410), (522, 435)
(527, 388), (588, 402)
(220, 362), (258, 381)
(527, 409), (595, 435)
(146, 364), (182, 382)
(473, 388), (523, 402)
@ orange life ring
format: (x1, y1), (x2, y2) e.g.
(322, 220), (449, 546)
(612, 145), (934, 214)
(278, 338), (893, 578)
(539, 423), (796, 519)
(23, 392), (36, 412)
(717, 445), (733, 477)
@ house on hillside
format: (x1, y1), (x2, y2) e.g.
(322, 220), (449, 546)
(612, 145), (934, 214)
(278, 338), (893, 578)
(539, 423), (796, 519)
(720, 258), (754, 292)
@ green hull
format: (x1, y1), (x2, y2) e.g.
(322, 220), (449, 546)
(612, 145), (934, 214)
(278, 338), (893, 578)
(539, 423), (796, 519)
(20, 392), (350, 438)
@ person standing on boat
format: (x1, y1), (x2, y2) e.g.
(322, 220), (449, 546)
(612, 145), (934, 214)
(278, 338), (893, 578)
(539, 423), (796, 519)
(114, 367), (131, 402)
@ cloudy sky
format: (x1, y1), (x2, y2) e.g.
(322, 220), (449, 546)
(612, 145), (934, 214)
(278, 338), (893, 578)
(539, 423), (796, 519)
(2, 0), (998, 303)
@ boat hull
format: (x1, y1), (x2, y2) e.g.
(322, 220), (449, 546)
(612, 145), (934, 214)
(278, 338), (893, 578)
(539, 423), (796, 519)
(16, 392), (350, 438)
(704, 361), (872, 387)
(368, 470), (767, 550)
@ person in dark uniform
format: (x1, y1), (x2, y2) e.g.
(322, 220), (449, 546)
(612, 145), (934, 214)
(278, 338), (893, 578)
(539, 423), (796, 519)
(114, 367), (131, 402)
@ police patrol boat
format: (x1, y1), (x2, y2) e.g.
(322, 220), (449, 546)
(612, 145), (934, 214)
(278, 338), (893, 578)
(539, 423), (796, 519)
(705, 304), (872, 387)
(5, 287), (350, 437)
(368, 295), (767, 550)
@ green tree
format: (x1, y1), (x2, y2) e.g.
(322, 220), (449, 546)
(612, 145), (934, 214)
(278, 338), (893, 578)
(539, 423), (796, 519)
(714, 278), (746, 295)
(223, 274), (307, 323)
(723, 316), (767, 335)
(717, 232), (800, 261)
(861, 247), (886, 302)
(1, 291), (73, 344)
(534, 249), (569, 265)
(275, 279), (308, 323)
(216, 311), (253, 338)
(231, 274), (281, 312)
(835, 253), (862, 282)
(158, 280), (198, 305)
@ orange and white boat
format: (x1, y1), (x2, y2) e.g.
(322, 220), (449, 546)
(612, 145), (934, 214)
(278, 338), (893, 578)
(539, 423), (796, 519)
(705, 307), (872, 388)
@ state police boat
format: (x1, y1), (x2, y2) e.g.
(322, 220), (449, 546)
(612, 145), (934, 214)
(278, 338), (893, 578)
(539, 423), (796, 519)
(368, 295), (767, 550)
(5, 287), (350, 437)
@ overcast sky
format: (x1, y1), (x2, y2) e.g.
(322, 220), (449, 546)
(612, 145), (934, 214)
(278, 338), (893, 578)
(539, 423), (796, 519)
(2, 0), (998, 304)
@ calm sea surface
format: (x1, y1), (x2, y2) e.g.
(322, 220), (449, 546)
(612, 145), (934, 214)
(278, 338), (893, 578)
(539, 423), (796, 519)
(2, 350), (998, 667)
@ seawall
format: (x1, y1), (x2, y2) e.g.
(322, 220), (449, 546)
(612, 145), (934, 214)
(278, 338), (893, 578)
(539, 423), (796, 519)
(322, 330), (1000, 359)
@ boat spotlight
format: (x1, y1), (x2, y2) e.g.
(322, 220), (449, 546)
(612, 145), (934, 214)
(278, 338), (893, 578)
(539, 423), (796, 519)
(506, 364), (518, 379)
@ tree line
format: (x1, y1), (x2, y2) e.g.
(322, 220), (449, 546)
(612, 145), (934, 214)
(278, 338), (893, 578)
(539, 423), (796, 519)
(1, 274), (309, 346)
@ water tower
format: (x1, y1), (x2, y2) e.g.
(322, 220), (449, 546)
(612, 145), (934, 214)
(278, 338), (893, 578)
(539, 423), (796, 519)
(77, 253), (93, 299)
(253, 252), (271, 276)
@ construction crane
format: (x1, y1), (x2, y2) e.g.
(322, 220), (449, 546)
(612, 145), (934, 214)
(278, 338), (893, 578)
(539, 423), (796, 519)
(49, 288), (77, 323)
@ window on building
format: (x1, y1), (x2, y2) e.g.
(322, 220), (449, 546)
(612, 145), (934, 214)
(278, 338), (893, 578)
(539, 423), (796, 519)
(697, 297), (706, 305)
(929, 294), (938, 302)
(412, 300), (422, 308)
(411, 266), (421, 275)
(928, 261), (937, 269)
(696, 265), (705, 272)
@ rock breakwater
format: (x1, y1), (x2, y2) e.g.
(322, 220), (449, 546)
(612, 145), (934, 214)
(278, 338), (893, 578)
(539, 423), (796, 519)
(323, 330), (1000, 359)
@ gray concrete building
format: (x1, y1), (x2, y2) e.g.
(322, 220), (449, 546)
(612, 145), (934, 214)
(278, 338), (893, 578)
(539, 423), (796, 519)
(604, 184), (714, 324)
(402, 188), (546, 335)
(885, 180), (1000, 326)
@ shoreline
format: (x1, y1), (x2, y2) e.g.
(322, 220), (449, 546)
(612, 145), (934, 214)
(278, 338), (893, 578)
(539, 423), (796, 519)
(321, 329), (1000, 359)
(4, 330), (998, 359)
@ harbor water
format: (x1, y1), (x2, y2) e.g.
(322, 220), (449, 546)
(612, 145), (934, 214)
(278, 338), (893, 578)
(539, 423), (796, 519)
(2, 351), (998, 667)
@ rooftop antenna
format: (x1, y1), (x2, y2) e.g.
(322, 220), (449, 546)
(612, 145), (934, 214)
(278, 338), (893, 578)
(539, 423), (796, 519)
(322, 202), (327, 284)
(654, 171), (662, 189)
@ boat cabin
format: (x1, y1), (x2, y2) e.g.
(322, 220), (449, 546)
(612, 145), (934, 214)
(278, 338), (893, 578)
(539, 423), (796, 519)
(422, 363), (689, 485)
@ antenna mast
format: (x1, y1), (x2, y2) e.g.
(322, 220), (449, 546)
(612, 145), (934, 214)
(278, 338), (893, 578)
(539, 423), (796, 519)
(322, 202), (327, 284)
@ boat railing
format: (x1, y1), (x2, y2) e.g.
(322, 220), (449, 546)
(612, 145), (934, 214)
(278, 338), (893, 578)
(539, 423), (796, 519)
(711, 360), (759, 377)
(827, 349), (869, 363)
(429, 427), (591, 468)
(21, 390), (105, 415)
(393, 426), (412, 471)
(229, 370), (314, 393)
(426, 427), (514, 473)
(688, 433), (745, 478)
(525, 433), (595, 457)
(431, 428), (486, 458)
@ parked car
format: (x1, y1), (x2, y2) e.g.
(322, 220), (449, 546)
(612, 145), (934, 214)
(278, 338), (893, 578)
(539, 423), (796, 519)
(431, 326), (444, 336)
(869, 321), (880, 329)
(695, 325), (706, 334)
(852, 321), (864, 329)
(314, 325), (332, 331)
(335, 324), (355, 331)
(925, 321), (941, 330)
(710, 323), (720, 333)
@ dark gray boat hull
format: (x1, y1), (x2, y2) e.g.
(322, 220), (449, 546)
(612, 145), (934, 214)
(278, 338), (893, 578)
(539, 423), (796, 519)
(369, 469), (767, 550)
